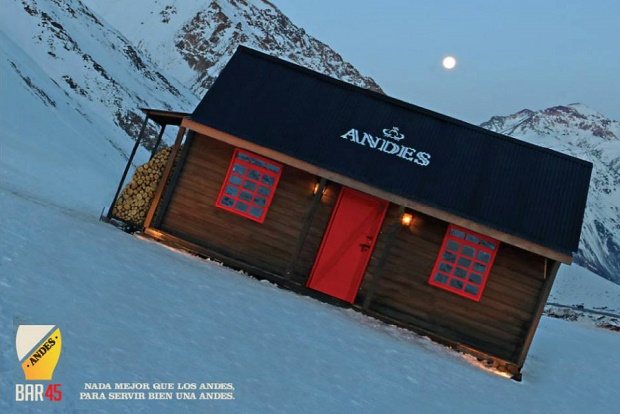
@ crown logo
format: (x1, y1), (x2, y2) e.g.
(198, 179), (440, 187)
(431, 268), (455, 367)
(382, 126), (405, 141)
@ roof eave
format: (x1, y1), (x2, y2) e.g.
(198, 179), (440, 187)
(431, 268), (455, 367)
(139, 107), (191, 127)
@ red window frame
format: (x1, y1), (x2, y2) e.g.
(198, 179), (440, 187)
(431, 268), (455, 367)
(429, 224), (499, 301)
(215, 148), (283, 223)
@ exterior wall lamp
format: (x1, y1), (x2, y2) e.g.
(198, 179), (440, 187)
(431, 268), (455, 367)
(401, 212), (414, 226)
(313, 180), (327, 196)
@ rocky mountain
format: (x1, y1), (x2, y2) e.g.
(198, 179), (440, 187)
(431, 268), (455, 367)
(5, 0), (381, 150)
(82, 0), (382, 96)
(2, 0), (199, 151)
(481, 104), (620, 284)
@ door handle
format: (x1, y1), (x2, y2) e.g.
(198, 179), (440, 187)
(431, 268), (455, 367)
(359, 243), (371, 252)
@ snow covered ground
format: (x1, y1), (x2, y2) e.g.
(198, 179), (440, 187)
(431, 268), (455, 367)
(2, 10), (620, 413)
(549, 265), (620, 314)
(3, 187), (620, 414)
(545, 265), (620, 331)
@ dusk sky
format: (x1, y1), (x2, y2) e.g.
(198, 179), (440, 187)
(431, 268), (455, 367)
(273, 0), (619, 124)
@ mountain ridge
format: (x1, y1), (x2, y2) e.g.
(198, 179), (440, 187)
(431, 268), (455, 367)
(481, 103), (620, 284)
(82, 0), (382, 96)
(2, 0), (198, 150)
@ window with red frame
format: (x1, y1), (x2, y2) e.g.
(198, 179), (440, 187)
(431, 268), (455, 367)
(429, 225), (499, 301)
(216, 149), (282, 223)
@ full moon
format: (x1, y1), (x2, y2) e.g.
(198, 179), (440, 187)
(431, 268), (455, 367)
(442, 56), (457, 69)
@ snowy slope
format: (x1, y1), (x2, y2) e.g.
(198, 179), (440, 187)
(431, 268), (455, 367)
(2, 0), (197, 148)
(82, 0), (382, 95)
(3, 187), (620, 413)
(4, 0), (383, 149)
(1, 30), (129, 211)
(550, 265), (620, 314)
(547, 265), (620, 330)
(481, 104), (620, 284)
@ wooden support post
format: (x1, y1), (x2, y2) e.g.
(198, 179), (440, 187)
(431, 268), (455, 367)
(149, 124), (167, 160)
(151, 131), (195, 229)
(284, 177), (327, 280)
(143, 126), (187, 229)
(516, 259), (561, 368)
(106, 114), (150, 220)
(363, 205), (405, 310)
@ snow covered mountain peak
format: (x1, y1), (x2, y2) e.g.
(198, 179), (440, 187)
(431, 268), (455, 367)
(2, 0), (198, 149)
(83, 0), (383, 96)
(481, 103), (620, 143)
(481, 105), (620, 284)
(5, 0), (382, 151)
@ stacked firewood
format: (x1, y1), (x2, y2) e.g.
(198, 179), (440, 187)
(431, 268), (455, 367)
(112, 147), (173, 225)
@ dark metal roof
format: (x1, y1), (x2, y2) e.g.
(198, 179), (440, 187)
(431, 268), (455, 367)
(140, 108), (190, 126)
(192, 46), (592, 255)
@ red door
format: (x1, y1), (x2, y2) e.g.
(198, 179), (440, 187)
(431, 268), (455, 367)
(307, 187), (388, 303)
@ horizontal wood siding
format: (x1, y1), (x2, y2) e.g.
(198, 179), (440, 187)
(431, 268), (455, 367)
(158, 134), (336, 279)
(155, 132), (546, 365)
(359, 207), (545, 363)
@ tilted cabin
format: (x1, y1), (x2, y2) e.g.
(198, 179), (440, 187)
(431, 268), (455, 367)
(108, 46), (592, 379)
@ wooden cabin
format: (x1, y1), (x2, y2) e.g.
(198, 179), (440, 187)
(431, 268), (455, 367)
(108, 46), (592, 379)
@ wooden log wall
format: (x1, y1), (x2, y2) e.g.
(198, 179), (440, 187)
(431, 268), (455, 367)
(358, 206), (546, 363)
(146, 131), (546, 366)
(156, 134), (339, 280)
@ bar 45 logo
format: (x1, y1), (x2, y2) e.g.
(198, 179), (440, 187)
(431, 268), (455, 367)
(15, 325), (63, 402)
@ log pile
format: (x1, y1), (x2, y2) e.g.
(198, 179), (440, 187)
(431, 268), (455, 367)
(112, 146), (174, 225)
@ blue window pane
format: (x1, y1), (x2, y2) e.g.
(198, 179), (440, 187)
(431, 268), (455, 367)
(462, 245), (475, 257)
(250, 158), (266, 168)
(237, 152), (251, 162)
(243, 181), (257, 191)
(232, 164), (246, 175)
(247, 169), (260, 180)
(229, 175), (242, 186)
(469, 273), (483, 284)
(442, 251), (456, 263)
(454, 267), (467, 279)
(446, 240), (460, 252)
(480, 240), (497, 250)
(239, 191), (253, 202)
(477, 251), (491, 263)
(266, 164), (280, 173)
(221, 196), (234, 207)
(249, 206), (263, 218)
(258, 186), (271, 197)
(235, 201), (248, 212)
(450, 279), (464, 290)
(465, 234), (480, 244)
(465, 284), (479, 296)
(225, 185), (238, 196)
(457, 257), (472, 268)
(438, 262), (453, 274)
(473, 262), (486, 273)
(261, 175), (275, 186)
(450, 228), (465, 239)
(434, 273), (448, 285)
(254, 196), (267, 206)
